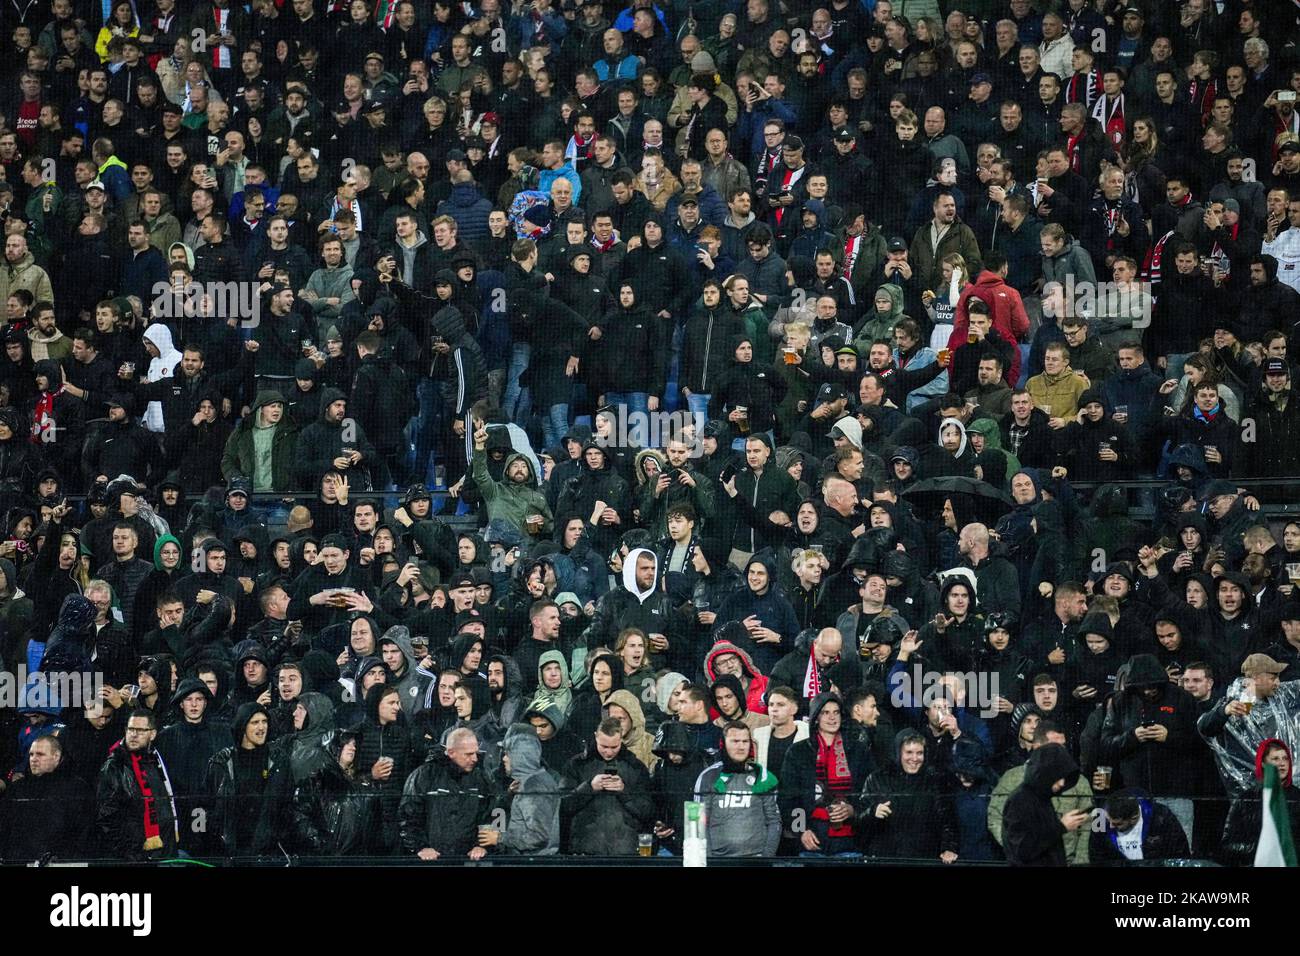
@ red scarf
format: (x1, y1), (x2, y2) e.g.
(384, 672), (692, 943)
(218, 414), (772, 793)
(1187, 77), (1218, 120)
(842, 233), (862, 279)
(803, 645), (822, 698)
(1067, 68), (1101, 108)
(1067, 131), (1083, 173)
(129, 750), (165, 851)
(590, 234), (617, 253)
(813, 731), (853, 837)
(31, 386), (63, 445)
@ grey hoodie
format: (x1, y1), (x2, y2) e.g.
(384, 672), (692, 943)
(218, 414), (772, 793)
(399, 231), (429, 285)
(496, 725), (561, 855)
(692, 753), (781, 857)
(379, 625), (433, 716)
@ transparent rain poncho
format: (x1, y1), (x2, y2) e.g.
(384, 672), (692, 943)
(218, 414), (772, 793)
(1201, 677), (1300, 796)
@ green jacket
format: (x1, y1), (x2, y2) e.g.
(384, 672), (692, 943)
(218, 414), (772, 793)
(852, 282), (905, 352)
(472, 448), (553, 540)
(909, 220), (982, 291)
(221, 392), (299, 492)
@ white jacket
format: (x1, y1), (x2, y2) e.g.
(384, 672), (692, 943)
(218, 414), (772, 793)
(1262, 226), (1300, 294)
(1040, 35), (1076, 81)
(752, 720), (809, 770)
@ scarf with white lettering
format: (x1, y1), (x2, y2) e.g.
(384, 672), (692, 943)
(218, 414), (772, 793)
(1092, 92), (1126, 147)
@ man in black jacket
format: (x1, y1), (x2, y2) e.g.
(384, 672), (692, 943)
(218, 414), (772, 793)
(205, 702), (284, 858)
(295, 387), (378, 490)
(398, 725), (496, 860)
(350, 330), (412, 490)
(1100, 653), (1200, 801)
(96, 523), (154, 637)
(560, 718), (656, 856)
(1238, 255), (1300, 345)
(777, 691), (873, 856)
(1002, 742), (1090, 865)
(155, 677), (228, 855)
(95, 709), (180, 861)
(80, 394), (158, 487)
(0, 735), (91, 861)
(720, 433), (800, 567)
(1000, 389), (1056, 468)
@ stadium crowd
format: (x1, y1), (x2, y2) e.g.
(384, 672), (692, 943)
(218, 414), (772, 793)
(1, 0), (1300, 865)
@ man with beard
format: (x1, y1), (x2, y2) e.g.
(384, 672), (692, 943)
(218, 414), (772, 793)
(692, 722), (781, 857)
(96, 710), (180, 861)
(487, 654), (524, 727)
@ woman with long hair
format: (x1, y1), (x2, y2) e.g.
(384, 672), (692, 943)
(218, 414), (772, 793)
(95, 0), (140, 62)
(1116, 117), (1168, 219)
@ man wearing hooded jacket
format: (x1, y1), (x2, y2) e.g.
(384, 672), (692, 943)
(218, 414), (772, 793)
(778, 692), (873, 857)
(1002, 742), (1092, 865)
(206, 702), (287, 859)
(694, 721), (781, 857)
(156, 676), (227, 854)
(583, 548), (683, 673)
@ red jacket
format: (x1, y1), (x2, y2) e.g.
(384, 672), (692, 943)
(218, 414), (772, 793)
(948, 271), (1029, 385)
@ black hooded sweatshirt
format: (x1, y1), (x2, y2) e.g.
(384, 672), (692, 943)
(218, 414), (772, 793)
(1002, 742), (1080, 866)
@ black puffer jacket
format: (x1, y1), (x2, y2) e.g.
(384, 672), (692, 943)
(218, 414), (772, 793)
(858, 730), (959, 861)
(398, 748), (496, 857)
(290, 733), (382, 856)
(560, 743), (655, 856)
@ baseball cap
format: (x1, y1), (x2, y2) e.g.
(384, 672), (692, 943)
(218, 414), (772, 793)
(332, 98), (351, 113)
(679, 190), (700, 206)
(447, 573), (476, 591)
(447, 148), (468, 163)
(1280, 141), (1300, 155)
(319, 533), (350, 551)
(1241, 653), (1286, 677)
(85, 179), (106, 193)
(816, 382), (847, 404)
(834, 127), (855, 143)
(362, 98), (387, 114)
(970, 72), (992, 87)
(886, 236), (907, 252)
(1265, 358), (1289, 376)
(365, 50), (385, 62)
(1199, 478), (1238, 502)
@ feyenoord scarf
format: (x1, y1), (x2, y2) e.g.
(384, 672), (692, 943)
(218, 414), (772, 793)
(1092, 93), (1126, 147)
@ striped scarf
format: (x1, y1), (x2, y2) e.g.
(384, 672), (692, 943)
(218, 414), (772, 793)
(813, 732), (853, 837)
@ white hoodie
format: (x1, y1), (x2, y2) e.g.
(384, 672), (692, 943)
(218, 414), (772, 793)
(622, 547), (660, 605)
(142, 323), (182, 433)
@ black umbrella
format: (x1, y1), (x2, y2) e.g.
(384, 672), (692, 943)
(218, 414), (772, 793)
(902, 477), (1014, 522)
